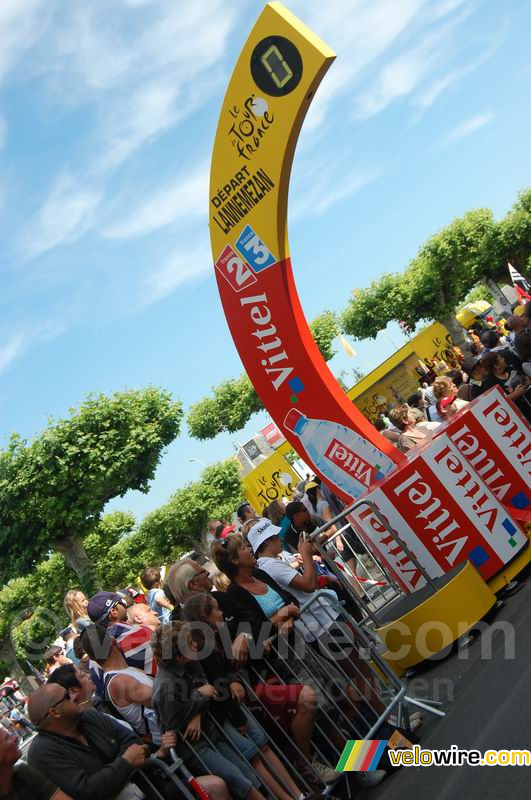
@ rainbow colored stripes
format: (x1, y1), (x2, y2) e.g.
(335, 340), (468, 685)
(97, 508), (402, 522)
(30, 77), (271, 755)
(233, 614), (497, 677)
(336, 739), (388, 772)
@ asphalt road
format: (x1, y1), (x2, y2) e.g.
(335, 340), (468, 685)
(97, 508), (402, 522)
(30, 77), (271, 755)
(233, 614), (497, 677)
(366, 571), (531, 800)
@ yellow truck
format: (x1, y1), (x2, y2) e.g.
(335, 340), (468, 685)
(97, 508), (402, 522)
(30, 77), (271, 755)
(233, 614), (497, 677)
(346, 322), (461, 421)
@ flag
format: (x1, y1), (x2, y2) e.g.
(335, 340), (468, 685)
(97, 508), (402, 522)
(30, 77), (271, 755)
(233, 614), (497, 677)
(338, 334), (356, 357)
(508, 263), (531, 303)
(336, 740), (388, 772)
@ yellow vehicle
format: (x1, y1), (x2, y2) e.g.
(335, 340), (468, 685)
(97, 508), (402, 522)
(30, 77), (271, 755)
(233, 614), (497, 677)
(346, 322), (460, 421)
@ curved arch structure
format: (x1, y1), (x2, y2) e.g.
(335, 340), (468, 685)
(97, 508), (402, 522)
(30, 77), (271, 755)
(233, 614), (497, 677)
(209, 2), (405, 504)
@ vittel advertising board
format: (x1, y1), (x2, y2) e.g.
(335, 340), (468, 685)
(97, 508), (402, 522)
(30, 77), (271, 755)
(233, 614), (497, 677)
(351, 436), (528, 590)
(440, 387), (530, 512)
(209, 2), (405, 507)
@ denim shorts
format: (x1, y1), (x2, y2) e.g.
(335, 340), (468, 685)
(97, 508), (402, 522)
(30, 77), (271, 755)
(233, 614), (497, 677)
(192, 738), (260, 799)
(222, 709), (268, 759)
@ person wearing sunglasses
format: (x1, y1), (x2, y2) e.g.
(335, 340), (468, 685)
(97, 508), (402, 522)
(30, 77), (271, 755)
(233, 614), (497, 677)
(0, 723), (73, 800)
(85, 592), (157, 699)
(26, 683), (150, 800)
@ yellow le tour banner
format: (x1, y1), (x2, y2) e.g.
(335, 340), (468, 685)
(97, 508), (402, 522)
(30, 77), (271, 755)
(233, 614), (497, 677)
(242, 451), (299, 513)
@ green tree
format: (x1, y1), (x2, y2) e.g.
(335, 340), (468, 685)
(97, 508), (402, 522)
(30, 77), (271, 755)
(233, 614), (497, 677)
(187, 312), (338, 440)
(0, 387), (182, 593)
(342, 209), (502, 345)
(498, 188), (531, 272)
(138, 459), (243, 556)
(0, 511), (138, 685)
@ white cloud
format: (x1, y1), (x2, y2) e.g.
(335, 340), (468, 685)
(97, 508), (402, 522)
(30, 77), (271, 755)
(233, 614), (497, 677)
(0, 0), (51, 83)
(21, 175), (102, 257)
(0, 320), (64, 374)
(0, 331), (29, 374)
(291, 166), (378, 220)
(444, 112), (493, 143)
(104, 162), (209, 240)
(144, 244), (212, 303)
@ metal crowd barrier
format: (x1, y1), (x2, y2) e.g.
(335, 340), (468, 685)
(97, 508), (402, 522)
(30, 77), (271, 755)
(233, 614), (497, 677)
(156, 505), (446, 799)
(319, 517), (404, 618)
(177, 590), (433, 800)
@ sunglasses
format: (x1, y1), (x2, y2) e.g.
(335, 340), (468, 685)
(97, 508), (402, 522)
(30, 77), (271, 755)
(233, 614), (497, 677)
(36, 688), (70, 727)
(96, 599), (126, 625)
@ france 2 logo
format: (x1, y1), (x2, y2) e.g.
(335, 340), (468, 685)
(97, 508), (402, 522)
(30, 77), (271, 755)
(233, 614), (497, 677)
(214, 245), (258, 293)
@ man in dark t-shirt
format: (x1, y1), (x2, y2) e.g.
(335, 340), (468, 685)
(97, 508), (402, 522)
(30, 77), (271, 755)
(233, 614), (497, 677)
(0, 725), (71, 799)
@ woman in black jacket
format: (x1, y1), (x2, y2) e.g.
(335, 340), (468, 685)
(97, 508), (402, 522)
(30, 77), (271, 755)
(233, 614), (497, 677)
(183, 592), (305, 800)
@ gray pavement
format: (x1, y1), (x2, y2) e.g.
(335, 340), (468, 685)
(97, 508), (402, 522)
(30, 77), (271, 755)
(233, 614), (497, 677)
(366, 571), (531, 800)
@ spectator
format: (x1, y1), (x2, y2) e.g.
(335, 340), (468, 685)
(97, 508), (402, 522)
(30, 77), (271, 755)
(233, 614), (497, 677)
(152, 622), (269, 800)
(426, 376), (468, 422)
(79, 625), (160, 744)
(263, 500), (291, 544)
(86, 591), (156, 697)
(389, 404), (440, 453)
(436, 394), (459, 422)
(283, 501), (321, 553)
(461, 356), (488, 399)
(183, 594), (305, 800)
(44, 646), (71, 676)
(247, 520), (383, 703)
(47, 663), (229, 800)
(481, 352), (531, 421)
(237, 503), (256, 525)
(208, 519), (236, 540)
(8, 706), (35, 738)
(304, 483), (337, 540)
(48, 663), (132, 731)
(505, 313), (529, 344)
(167, 559), (215, 605)
(141, 568), (173, 624)
(373, 416), (400, 445)
(480, 329), (505, 352)
(167, 560), (259, 667)
(0, 725), (72, 799)
(63, 590), (90, 633)
(211, 536), (385, 789)
(126, 601), (161, 631)
(60, 626), (79, 666)
(27, 684), (151, 800)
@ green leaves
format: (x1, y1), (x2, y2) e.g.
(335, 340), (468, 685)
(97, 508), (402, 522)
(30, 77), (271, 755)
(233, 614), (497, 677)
(138, 459), (243, 556)
(0, 388), (183, 585)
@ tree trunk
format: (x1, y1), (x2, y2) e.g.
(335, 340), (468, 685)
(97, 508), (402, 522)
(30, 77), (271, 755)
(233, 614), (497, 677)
(0, 636), (31, 693)
(440, 313), (468, 349)
(53, 536), (102, 595)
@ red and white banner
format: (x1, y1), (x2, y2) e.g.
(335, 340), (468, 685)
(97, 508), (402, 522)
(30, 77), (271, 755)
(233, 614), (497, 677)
(441, 387), (530, 513)
(350, 429), (528, 592)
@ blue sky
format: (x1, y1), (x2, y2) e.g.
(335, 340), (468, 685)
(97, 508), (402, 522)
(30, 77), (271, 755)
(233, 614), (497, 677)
(1, 0), (530, 522)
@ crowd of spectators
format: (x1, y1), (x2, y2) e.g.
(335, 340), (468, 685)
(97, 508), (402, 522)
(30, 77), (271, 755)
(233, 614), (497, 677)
(5, 474), (425, 799)
(372, 310), (531, 453)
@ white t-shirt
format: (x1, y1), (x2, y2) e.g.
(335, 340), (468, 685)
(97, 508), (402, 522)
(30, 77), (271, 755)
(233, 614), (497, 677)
(257, 556), (339, 642)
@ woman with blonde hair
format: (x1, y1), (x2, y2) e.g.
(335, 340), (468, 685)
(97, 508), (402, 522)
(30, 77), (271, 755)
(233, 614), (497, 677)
(63, 589), (90, 632)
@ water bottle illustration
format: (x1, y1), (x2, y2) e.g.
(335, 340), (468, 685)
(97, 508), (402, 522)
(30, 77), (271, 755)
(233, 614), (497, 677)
(284, 409), (396, 498)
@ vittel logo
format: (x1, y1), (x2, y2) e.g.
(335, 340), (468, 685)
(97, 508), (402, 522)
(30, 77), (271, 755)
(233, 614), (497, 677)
(325, 439), (377, 487)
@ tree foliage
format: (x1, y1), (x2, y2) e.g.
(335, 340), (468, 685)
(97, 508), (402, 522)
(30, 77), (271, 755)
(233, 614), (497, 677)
(187, 312), (339, 440)
(0, 387), (183, 590)
(342, 191), (531, 341)
(138, 459), (243, 556)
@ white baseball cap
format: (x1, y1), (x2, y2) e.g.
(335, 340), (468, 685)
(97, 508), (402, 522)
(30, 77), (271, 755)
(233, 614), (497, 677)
(248, 518), (283, 554)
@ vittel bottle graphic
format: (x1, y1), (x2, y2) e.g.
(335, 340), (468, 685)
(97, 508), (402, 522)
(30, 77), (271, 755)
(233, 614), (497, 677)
(284, 409), (396, 498)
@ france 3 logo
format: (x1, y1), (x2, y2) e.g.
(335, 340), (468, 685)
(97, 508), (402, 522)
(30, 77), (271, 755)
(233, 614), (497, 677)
(215, 225), (277, 293)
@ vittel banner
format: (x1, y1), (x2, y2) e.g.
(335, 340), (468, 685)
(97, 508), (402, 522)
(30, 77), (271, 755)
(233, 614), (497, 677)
(355, 436), (527, 589)
(442, 387), (530, 512)
(349, 491), (443, 594)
